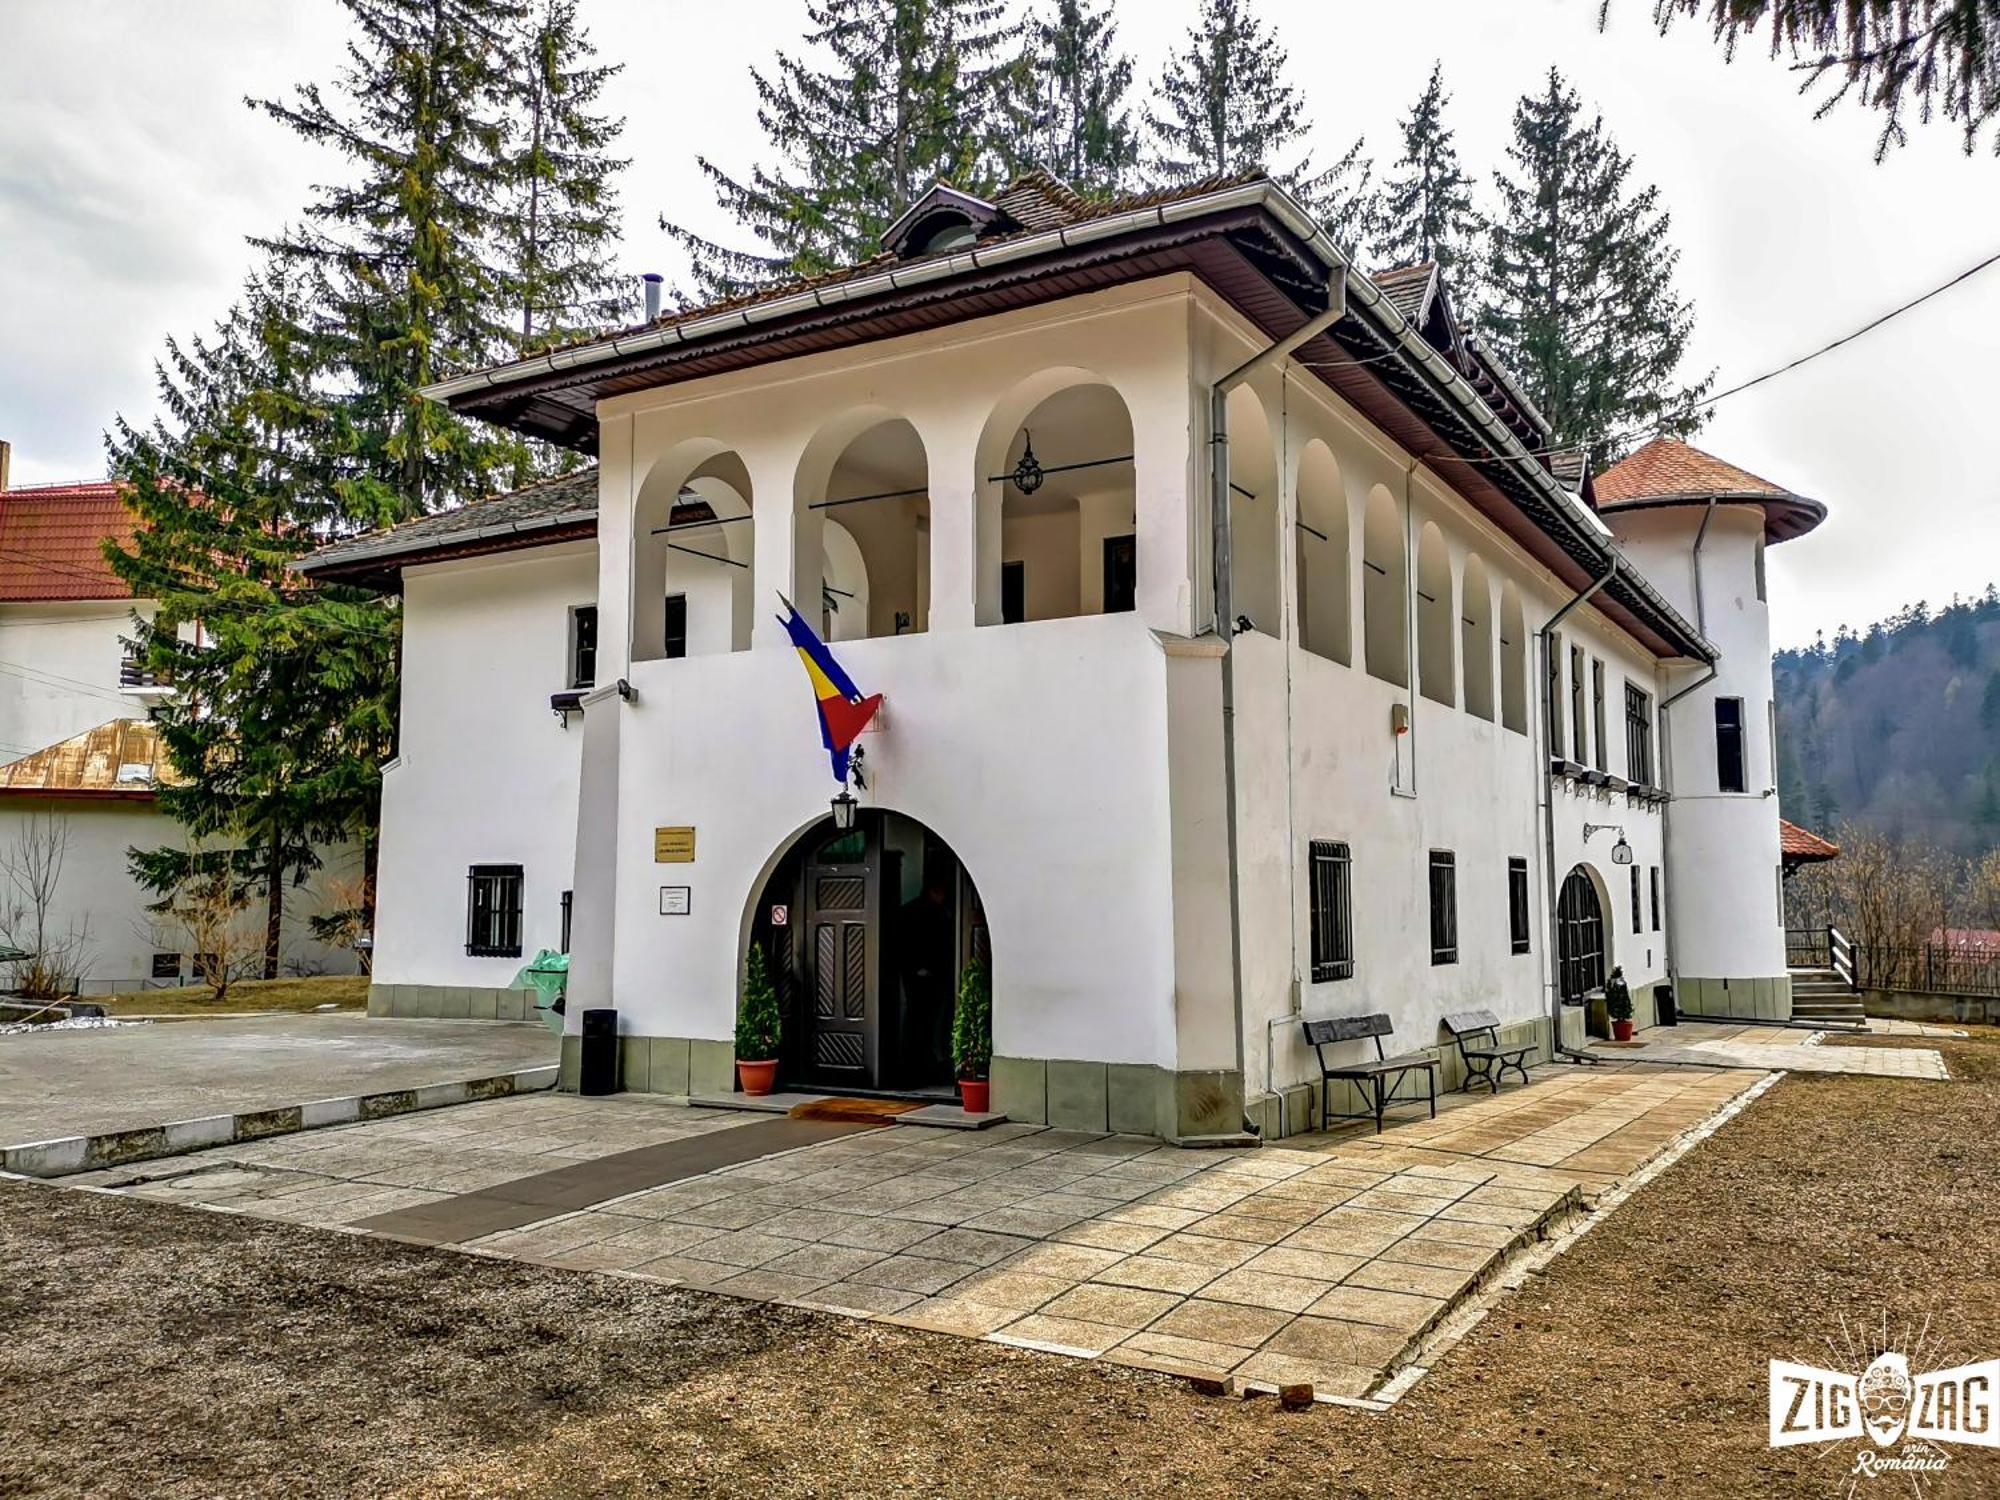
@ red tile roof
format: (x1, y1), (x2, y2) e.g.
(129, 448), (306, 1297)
(1594, 438), (1786, 504)
(0, 482), (137, 602)
(1779, 818), (1840, 863)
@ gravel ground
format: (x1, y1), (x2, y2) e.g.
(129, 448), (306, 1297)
(5, 1036), (1998, 1499)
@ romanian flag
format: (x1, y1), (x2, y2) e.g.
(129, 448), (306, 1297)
(779, 595), (883, 783)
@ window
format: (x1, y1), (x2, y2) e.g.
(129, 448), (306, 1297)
(150, 951), (181, 982)
(1508, 857), (1531, 955)
(1649, 866), (1662, 932)
(569, 605), (597, 689)
(1570, 644), (1588, 763)
(466, 864), (524, 958)
(1768, 699), (1779, 787)
(1001, 561), (1026, 625)
(1428, 851), (1458, 965)
(1547, 632), (1565, 754)
(1754, 535), (1767, 602)
(560, 889), (574, 954)
(663, 594), (688, 659)
(1630, 865), (1643, 934)
(1625, 683), (1654, 785)
(1592, 659), (1608, 772)
(1102, 534), (1136, 614)
(1715, 697), (1747, 793)
(1308, 840), (1353, 982)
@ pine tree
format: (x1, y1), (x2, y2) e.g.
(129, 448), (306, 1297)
(1012, 0), (1139, 198)
(503, 0), (631, 353)
(1480, 69), (1712, 456)
(662, 0), (1023, 302)
(106, 272), (398, 979)
(250, 0), (535, 518)
(1144, 0), (1376, 248)
(1375, 63), (1480, 280)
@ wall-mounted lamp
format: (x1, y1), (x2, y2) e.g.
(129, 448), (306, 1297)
(1585, 822), (1634, 866)
(831, 789), (858, 831)
(1390, 702), (1410, 737)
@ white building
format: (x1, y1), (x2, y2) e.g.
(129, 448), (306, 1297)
(304, 174), (1822, 1139)
(0, 462), (362, 993)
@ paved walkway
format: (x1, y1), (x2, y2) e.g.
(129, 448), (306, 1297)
(73, 1060), (1765, 1403)
(1585, 1021), (1948, 1079)
(0, 1014), (556, 1146)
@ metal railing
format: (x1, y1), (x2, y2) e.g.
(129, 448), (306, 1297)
(1828, 925), (1855, 989)
(1851, 942), (2000, 999)
(119, 656), (167, 690)
(1785, 925), (1832, 970)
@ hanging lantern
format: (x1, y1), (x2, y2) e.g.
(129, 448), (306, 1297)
(831, 789), (859, 831)
(1010, 431), (1045, 495)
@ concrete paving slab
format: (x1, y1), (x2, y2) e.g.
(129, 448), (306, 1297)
(0, 1014), (554, 1146)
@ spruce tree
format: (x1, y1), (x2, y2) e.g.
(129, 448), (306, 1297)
(1012, 0), (1139, 198)
(1375, 63), (1480, 280)
(1480, 69), (1712, 456)
(250, 0), (534, 518)
(1145, 0), (1377, 250)
(503, 0), (630, 352)
(662, 0), (1022, 302)
(106, 272), (398, 979)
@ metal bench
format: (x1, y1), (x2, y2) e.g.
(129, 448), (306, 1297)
(1301, 1013), (1438, 1134)
(1441, 1008), (1533, 1094)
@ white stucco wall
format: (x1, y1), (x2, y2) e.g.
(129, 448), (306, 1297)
(0, 798), (362, 993)
(0, 600), (158, 758)
(371, 545), (590, 988)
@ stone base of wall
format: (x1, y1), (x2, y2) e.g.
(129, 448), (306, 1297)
(1674, 974), (1793, 1024)
(554, 1033), (734, 1096)
(988, 1058), (1246, 1140)
(1861, 988), (1997, 1026)
(368, 982), (540, 1023)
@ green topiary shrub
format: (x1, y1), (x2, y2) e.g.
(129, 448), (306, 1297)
(736, 943), (782, 1061)
(952, 951), (992, 1081)
(1604, 966), (1633, 1023)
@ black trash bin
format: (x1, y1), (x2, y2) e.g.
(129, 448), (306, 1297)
(579, 1007), (619, 1095)
(1656, 984), (1678, 1027)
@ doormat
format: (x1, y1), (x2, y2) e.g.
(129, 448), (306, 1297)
(789, 1097), (925, 1123)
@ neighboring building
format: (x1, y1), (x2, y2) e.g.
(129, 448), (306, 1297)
(304, 173), (1822, 1139)
(0, 454), (362, 992)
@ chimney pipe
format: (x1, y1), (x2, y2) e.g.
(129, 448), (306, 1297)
(0, 439), (10, 493)
(642, 273), (663, 322)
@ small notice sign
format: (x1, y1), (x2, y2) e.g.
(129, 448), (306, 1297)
(654, 826), (695, 863)
(770, 904), (789, 927)
(659, 886), (691, 916)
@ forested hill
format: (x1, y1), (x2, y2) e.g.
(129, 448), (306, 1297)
(1775, 588), (2000, 857)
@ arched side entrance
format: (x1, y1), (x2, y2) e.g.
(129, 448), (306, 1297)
(1556, 864), (1608, 1004)
(748, 810), (988, 1096)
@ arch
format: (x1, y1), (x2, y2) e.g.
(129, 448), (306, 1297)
(975, 372), (1136, 627)
(795, 410), (930, 639)
(1416, 521), (1454, 706)
(1461, 552), (1495, 721)
(745, 807), (989, 1093)
(632, 442), (753, 662)
(1557, 864), (1609, 1003)
(1362, 485), (1407, 687)
(1294, 439), (1350, 665)
(1226, 385), (1279, 636)
(1499, 581), (1528, 734)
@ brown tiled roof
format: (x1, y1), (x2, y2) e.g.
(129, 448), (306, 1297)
(1371, 261), (1437, 325)
(1595, 438), (1786, 504)
(0, 719), (179, 798)
(0, 482), (137, 602)
(1778, 818), (1840, 863)
(301, 465), (600, 582)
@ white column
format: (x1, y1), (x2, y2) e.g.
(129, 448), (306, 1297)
(747, 445), (801, 650)
(924, 420), (981, 631)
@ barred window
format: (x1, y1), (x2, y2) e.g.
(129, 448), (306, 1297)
(1429, 851), (1458, 966)
(1631, 865), (1643, 934)
(1508, 857), (1531, 955)
(1308, 841), (1353, 983)
(1650, 866), (1662, 932)
(467, 864), (524, 958)
(1625, 683), (1654, 785)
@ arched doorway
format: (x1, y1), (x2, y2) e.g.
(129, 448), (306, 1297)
(749, 810), (987, 1096)
(1556, 865), (1607, 1004)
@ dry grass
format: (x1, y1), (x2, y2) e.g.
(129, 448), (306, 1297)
(93, 973), (368, 1017)
(3, 1034), (1997, 1498)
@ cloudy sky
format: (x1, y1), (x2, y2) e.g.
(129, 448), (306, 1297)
(2, 0), (1996, 648)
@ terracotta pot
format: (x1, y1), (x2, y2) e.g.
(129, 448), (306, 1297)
(737, 1058), (780, 1096)
(958, 1078), (991, 1114)
(1612, 1019), (1636, 1042)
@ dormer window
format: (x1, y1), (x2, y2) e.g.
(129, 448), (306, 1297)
(914, 214), (978, 255)
(880, 182), (1009, 260)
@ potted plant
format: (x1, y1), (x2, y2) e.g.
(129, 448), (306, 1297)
(1605, 966), (1636, 1042)
(736, 942), (782, 1095)
(952, 951), (992, 1113)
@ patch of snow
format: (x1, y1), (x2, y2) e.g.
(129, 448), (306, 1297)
(0, 1015), (146, 1037)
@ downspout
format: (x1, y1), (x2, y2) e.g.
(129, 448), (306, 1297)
(1538, 554), (1619, 1065)
(1657, 497), (1723, 996)
(1211, 270), (1348, 1135)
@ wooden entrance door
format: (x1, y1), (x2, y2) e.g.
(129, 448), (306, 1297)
(804, 825), (879, 1087)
